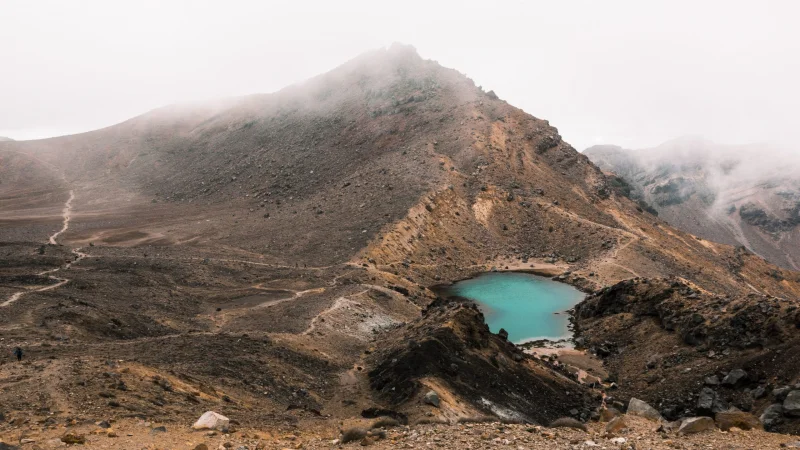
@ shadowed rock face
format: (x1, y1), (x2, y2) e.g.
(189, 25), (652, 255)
(739, 202), (800, 233)
(368, 298), (596, 424)
(575, 276), (800, 433)
(585, 139), (800, 270)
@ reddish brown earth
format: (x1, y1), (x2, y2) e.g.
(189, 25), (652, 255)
(1, 44), (800, 447)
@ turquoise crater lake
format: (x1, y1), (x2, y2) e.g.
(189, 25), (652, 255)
(444, 272), (585, 344)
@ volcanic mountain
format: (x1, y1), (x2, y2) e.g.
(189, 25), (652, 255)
(2, 44), (800, 443)
(585, 138), (800, 270)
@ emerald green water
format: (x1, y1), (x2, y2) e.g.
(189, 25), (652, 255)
(446, 272), (585, 344)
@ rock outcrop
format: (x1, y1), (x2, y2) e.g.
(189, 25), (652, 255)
(368, 298), (596, 424)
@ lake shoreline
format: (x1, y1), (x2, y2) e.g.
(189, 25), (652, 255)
(431, 271), (585, 344)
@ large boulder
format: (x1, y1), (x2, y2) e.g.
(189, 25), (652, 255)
(760, 403), (784, 429)
(715, 409), (761, 431)
(678, 416), (715, 434)
(192, 411), (230, 431)
(627, 398), (663, 422)
(784, 391), (800, 417)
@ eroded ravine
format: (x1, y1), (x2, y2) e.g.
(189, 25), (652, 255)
(2, 189), (85, 307)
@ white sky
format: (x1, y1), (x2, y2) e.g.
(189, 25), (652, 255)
(1, 0), (799, 151)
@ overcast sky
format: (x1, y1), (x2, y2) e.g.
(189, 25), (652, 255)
(1, 0), (798, 151)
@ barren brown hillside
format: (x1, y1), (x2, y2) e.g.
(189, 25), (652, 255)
(2, 44), (800, 446)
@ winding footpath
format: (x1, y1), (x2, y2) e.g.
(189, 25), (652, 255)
(1, 189), (85, 307)
(48, 190), (74, 244)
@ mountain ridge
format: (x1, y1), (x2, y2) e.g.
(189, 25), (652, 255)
(585, 139), (800, 270)
(2, 45), (800, 440)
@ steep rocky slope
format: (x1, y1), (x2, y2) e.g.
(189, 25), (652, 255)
(1, 45), (800, 445)
(585, 138), (800, 270)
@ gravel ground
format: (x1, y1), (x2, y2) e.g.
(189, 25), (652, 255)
(2, 415), (795, 449)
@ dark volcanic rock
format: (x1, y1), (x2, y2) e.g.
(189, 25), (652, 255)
(760, 403), (784, 429)
(783, 390), (800, 417)
(697, 388), (727, 415)
(368, 299), (595, 424)
(721, 369), (748, 387)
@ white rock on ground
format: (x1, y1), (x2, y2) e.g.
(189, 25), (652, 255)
(192, 411), (230, 431)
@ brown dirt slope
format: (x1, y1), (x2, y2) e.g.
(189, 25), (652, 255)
(0, 44), (799, 442)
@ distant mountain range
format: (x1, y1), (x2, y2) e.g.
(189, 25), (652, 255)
(0, 136), (13, 141)
(585, 138), (800, 269)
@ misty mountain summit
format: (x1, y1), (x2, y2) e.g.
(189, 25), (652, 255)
(1, 40), (800, 449)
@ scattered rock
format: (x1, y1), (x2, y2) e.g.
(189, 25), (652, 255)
(192, 411), (230, 431)
(783, 391), (800, 416)
(423, 390), (440, 407)
(753, 386), (767, 399)
(340, 428), (369, 444)
(715, 410), (760, 431)
(678, 416), (715, 434)
(721, 369), (748, 387)
(627, 398), (663, 421)
(370, 417), (400, 429)
(605, 416), (628, 434)
(760, 403), (784, 429)
(773, 386), (792, 401)
(549, 417), (587, 432)
(599, 407), (621, 422)
(497, 328), (509, 340)
(697, 387), (727, 414)
(61, 433), (86, 445)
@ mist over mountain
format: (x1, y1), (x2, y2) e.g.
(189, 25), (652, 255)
(2, 44), (800, 446)
(585, 138), (800, 269)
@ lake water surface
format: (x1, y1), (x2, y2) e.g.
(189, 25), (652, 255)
(445, 272), (585, 344)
